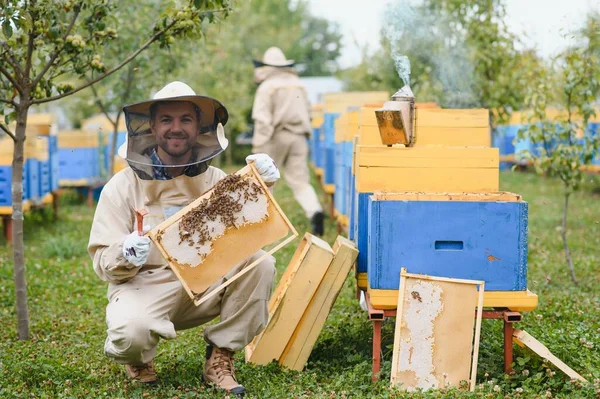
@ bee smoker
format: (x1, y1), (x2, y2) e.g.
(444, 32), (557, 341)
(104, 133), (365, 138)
(375, 84), (417, 147)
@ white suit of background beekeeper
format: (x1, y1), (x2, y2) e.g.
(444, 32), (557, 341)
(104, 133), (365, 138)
(87, 81), (280, 398)
(252, 46), (325, 236)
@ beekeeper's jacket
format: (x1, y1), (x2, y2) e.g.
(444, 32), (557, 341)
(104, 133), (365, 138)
(88, 166), (225, 284)
(251, 67), (312, 149)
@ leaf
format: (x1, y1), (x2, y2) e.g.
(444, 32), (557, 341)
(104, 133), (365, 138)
(2, 20), (13, 39)
(194, 0), (204, 9)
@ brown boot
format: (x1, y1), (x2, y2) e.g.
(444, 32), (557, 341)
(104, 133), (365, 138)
(203, 345), (246, 397)
(125, 361), (157, 384)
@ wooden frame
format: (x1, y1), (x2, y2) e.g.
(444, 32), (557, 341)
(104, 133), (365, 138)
(390, 268), (485, 392)
(245, 233), (335, 365)
(147, 163), (298, 306)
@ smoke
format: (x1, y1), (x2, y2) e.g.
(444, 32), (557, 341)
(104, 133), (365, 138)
(382, 1), (478, 107)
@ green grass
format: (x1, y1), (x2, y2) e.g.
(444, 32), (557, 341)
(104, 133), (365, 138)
(0, 169), (599, 398)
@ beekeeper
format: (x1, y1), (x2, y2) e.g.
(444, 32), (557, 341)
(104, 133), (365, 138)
(88, 81), (280, 398)
(251, 46), (325, 236)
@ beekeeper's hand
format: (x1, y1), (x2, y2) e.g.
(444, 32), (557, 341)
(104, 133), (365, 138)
(246, 153), (280, 184)
(122, 226), (151, 267)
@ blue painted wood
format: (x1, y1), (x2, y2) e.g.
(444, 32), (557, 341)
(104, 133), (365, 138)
(348, 174), (356, 241)
(26, 158), (41, 201)
(58, 148), (101, 181)
(355, 192), (372, 275)
(367, 199), (529, 291)
(334, 142), (345, 214)
(0, 164), (29, 206)
(322, 113), (339, 186)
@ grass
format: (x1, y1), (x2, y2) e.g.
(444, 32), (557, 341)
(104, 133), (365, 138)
(0, 169), (599, 398)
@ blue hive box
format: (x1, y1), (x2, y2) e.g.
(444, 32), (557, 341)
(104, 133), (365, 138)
(0, 164), (29, 207)
(366, 192), (528, 292)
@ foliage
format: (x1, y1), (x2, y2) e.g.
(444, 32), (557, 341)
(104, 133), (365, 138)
(179, 0), (342, 165)
(517, 30), (600, 282)
(0, 170), (599, 398)
(340, 0), (542, 126)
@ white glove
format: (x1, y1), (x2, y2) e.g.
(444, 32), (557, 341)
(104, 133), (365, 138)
(246, 153), (280, 184)
(122, 227), (151, 267)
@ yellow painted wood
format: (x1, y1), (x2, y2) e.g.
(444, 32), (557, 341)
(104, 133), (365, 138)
(346, 108), (360, 141)
(0, 135), (48, 163)
(415, 126), (491, 146)
(26, 113), (57, 135)
(356, 272), (368, 291)
(81, 113), (127, 132)
(57, 131), (101, 148)
(314, 167), (323, 178)
(323, 184), (335, 194)
(59, 178), (102, 187)
(334, 113), (348, 143)
(323, 92), (389, 114)
(246, 233), (335, 365)
(416, 108), (489, 127)
(371, 191), (522, 202)
(280, 236), (358, 370)
(367, 287), (539, 311)
(513, 329), (587, 382)
(0, 201), (32, 215)
(311, 104), (324, 128)
(355, 146), (499, 193)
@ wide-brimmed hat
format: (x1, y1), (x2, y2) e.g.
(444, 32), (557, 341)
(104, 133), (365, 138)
(252, 46), (295, 68)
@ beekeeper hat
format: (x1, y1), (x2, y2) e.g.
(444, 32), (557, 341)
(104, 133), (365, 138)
(252, 47), (295, 68)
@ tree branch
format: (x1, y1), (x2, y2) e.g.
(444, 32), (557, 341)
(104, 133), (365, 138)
(32, 19), (179, 105)
(0, 122), (16, 141)
(0, 97), (16, 107)
(33, 8), (229, 105)
(90, 83), (115, 126)
(32, 8), (81, 86)
(0, 42), (25, 81)
(0, 63), (24, 94)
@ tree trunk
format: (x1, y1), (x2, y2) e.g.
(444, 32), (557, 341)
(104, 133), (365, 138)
(12, 104), (31, 340)
(561, 192), (577, 284)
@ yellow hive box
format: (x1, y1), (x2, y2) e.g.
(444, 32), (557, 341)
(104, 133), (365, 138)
(359, 107), (490, 146)
(246, 233), (334, 366)
(355, 145), (499, 193)
(58, 130), (102, 148)
(346, 108), (360, 142)
(323, 91), (389, 114)
(0, 135), (45, 165)
(279, 236), (358, 371)
(26, 113), (57, 135)
(334, 112), (348, 143)
(82, 113), (127, 133)
(311, 104), (324, 129)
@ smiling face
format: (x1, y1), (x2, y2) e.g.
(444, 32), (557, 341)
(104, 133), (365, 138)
(150, 101), (200, 165)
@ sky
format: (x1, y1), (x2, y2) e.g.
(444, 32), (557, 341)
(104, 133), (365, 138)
(306, 0), (600, 69)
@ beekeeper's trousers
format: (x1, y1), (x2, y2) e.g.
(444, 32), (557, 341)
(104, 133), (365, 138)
(254, 131), (323, 218)
(103, 250), (275, 366)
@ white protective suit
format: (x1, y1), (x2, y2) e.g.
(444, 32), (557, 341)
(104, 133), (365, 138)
(88, 166), (275, 366)
(252, 66), (323, 219)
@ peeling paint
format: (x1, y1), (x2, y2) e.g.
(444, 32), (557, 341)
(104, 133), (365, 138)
(398, 281), (444, 391)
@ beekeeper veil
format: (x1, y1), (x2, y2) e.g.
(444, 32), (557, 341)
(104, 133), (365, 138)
(120, 81), (229, 180)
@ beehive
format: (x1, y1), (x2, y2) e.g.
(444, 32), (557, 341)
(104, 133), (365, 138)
(366, 192), (538, 312)
(358, 107), (490, 147)
(148, 163), (297, 305)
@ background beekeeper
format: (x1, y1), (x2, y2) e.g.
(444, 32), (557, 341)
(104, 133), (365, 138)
(251, 46), (325, 236)
(88, 81), (280, 398)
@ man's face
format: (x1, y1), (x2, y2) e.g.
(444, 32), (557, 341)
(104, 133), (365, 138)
(150, 101), (200, 162)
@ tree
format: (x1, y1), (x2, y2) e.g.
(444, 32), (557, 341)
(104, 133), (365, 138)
(518, 35), (600, 283)
(0, 0), (230, 340)
(180, 0), (342, 165)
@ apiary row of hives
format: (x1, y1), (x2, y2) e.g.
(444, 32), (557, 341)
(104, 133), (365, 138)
(310, 92), (538, 312)
(0, 113), (129, 211)
(492, 108), (600, 170)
